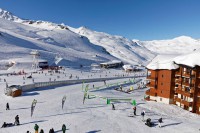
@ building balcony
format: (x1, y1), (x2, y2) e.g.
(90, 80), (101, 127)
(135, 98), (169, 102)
(196, 101), (200, 106)
(181, 100), (193, 107)
(174, 96), (193, 106)
(182, 82), (190, 87)
(146, 89), (157, 97)
(190, 88), (195, 93)
(175, 71), (181, 76)
(146, 76), (157, 80)
(174, 96), (181, 103)
(146, 83), (157, 88)
(182, 72), (190, 77)
(176, 89), (193, 97)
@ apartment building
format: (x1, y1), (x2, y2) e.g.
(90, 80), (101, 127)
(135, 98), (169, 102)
(145, 53), (200, 114)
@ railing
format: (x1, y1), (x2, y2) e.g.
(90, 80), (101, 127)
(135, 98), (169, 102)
(182, 82), (190, 87)
(146, 83), (157, 88)
(182, 72), (190, 77)
(174, 96), (181, 102)
(174, 96), (192, 106)
(181, 100), (193, 107)
(21, 75), (143, 92)
(176, 89), (193, 97)
(175, 71), (181, 76)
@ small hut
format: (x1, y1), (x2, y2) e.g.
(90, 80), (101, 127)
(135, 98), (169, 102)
(5, 85), (22, 97)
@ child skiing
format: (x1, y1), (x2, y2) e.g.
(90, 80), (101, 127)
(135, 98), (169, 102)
(158, 117), (163, 128)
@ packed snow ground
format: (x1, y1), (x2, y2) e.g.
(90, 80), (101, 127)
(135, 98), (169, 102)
(0, 68), (199, 133)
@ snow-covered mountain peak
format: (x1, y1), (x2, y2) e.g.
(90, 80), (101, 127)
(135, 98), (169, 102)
(0, 8), (22, 22)
(172, 35), (194, 41)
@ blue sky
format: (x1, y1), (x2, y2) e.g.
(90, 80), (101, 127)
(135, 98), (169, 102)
(0, 0), (200, 40)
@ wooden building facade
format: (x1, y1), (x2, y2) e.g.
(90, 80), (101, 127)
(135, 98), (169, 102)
(146, 65), (200, 114)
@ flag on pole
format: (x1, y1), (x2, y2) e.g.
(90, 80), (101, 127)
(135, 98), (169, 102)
(62, 95), (67, 109)
(31, 99), (37, 117)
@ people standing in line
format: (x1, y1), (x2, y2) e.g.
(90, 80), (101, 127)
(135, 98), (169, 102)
(111, 103), (115, 110)
(62, 124), (66, 133)
(34, 124), (39, 133)
(141, 110), (145, 121)
(39, 129), (44, 133)
(6, 103), (10, 110)
(49, 128), (55, 133)
(158, 117), (163, 128)
(14, 115), (20, 125)
(133, 106), (136, 116)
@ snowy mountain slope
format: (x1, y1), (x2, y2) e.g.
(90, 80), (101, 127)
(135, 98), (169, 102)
(69, 26), (155, 65)
(0, 10), (117, 67)
(0, 8), (156, 67)
(139, 36), (200, 54)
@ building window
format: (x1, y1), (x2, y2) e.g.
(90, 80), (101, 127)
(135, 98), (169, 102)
(161, 91), (162, 93)
(162, 75), (164, 77)
(161, 83), (163, 85)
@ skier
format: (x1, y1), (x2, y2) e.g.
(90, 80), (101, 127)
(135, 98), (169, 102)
(34, 124), (39, 133)
(141, 110), (145, 121)
(6, 103), (10, 110)
(14, 115), (20, 125)
(133, 106), (136, 116)
(39, 129), (44, 133)
(62, 124), (67, 133)
(158, 117), (163, 128)
(111, 103), (115, 110)
(120, 85), (122, 91)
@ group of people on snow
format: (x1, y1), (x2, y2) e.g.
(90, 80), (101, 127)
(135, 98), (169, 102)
(26, 124), (67, 133)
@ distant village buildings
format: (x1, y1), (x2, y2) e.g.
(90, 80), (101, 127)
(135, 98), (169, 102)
(146, 53), (200, 114)
(100, 60), (123, 68)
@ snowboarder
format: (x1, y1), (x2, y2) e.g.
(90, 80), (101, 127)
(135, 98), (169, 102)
(158, 117), (162, 128)
(14, 115), (20, 125)
(6, 103), (10, 110)
(141, 110), (145, 121)
(111, 103), (115, 110)
(34, 124), (39, 133)
(49, 128), (55, 133)
(133, 106), (136, 116)
(62, 124), (66, 133)
(39, 129), (44, 133)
